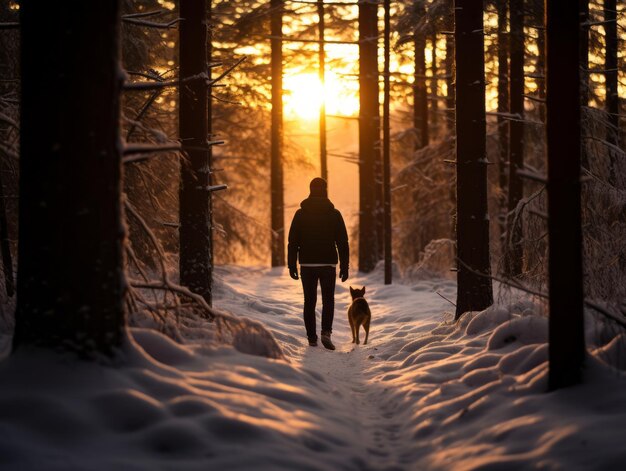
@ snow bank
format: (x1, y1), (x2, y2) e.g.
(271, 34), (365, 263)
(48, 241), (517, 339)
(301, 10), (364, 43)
(1, 266), (626, 470)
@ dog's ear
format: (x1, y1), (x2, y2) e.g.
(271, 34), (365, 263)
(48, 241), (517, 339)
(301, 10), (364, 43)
(362, 286), (366, 294)
(350, 286), (355, 295)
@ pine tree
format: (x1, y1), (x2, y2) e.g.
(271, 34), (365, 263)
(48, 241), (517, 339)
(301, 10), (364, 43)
(179, 0), (214, 304)
(270, 0), (285, 267)
(454, 0), (493, 319)
(358, 0), (380, 273)
(505, 0), (525, 277)
(14, 0), (125, 355)
(546, 0), (585, 390)
(497, 0), (509, 235)
(604, 0), (619, 184)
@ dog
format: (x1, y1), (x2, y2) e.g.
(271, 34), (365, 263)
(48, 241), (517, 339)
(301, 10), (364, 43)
(348, 286), (371, 345)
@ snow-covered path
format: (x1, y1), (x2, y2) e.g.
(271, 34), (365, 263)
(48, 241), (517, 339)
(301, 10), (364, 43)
(219, 266), (455, 470)
(3, 266), (626, 470)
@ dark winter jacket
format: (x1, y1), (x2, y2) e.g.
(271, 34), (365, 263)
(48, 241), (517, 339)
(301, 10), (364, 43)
(287, 196), (349, 270)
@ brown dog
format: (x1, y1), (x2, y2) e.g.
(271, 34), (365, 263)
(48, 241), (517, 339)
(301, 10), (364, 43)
(348, 286), (371, 345)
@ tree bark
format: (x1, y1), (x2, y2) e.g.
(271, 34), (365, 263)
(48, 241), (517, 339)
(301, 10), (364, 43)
(383, 0), (392, 285)
(497, 0), (510, 237)
(535, 0), (546, 124)
(318, 0), (328, 182)
(604, 0), (619, 184)
(358, 0), (380, 273)
(14, 1), (125, 355)
(413, 10), (429, 149)
(445, 31), (455, 133)
(454, 0), (493, 320)
(271, 0), (285, 267)
(179, 0), (213, 304)
(430, 32), (439, 131)
(546, 0), (585, 390)
(505, 0), (524, 277)
(0, 159), (14, 298)
(580, 0), (589, 169)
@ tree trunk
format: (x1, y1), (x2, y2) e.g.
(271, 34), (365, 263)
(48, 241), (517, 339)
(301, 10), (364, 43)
(179, 0), (213, 304)
(318, 0), (328, 182)
(0, 160), (14, 298)
(430, 32), (439, 132)
(580, 0), (590, 169)
(604, 0), (619, 185)
(413, 13), (429, 149)
(358, 0), (380, 273)
(383, 0), (392, 285)
(445, 31), (455, 133)
(535, 0), (546, 124)
(271, 0), (285, 267)
(454, 0), (493, 320)
(14, 1), (125, 355)
(546, 0), (585, 390)
(497, 0), (510, 237)
(505, 0), (524, 277)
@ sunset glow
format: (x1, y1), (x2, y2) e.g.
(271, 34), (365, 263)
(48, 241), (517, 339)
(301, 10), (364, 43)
(283, 71), (360, 120)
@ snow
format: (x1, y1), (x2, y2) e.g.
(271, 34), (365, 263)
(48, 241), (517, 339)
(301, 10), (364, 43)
(1, 266), (626, 470)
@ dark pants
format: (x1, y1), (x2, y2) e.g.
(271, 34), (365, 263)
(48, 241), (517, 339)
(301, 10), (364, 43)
(300, 266), (336, 340)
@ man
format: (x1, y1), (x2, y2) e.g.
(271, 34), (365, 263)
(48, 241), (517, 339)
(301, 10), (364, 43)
(288, 177), (349, 350)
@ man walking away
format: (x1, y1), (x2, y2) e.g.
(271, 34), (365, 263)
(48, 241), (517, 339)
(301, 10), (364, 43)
(287, 178), (349, 350)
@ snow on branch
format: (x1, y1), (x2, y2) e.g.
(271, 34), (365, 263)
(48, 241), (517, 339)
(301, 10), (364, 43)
(124, 72), (210, 91)
(123, 58), (239, 91)
(196, 184), (228, 192)
(123, 143), (181, 155)
(122, 143), (182, 164)
(122, 9), (167, 19)
(122, 17), (182, 29)
(210, 56), (248, 86)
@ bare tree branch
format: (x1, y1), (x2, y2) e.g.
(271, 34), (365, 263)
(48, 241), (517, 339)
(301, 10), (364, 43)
(123, 17), (182, 29)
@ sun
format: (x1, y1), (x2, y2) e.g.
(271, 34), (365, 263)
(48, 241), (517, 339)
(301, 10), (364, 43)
(283, 71), (360, 121)
(283, 73), (323, 120)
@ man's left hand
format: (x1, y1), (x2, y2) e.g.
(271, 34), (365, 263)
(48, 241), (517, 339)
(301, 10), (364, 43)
(339, 267), (348, 282)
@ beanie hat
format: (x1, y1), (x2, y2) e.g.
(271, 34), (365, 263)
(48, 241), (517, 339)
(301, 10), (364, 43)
(309, 177), (327, 197)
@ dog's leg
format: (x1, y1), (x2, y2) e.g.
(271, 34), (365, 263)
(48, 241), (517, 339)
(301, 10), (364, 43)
(348, 310), (356, 343)
(363, 318), (370, 345)
(355, 320), (361, 345)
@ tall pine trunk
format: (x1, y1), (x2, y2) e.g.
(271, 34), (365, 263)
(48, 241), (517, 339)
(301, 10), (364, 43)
(318, 0), (328, 181)
(179, 0), (213, 304)
(580, 0), (590, 169)
(604, 0), (619, 184)
(383, 0), (392, 285)
(0, 140), (14, 298)
(14, 1), (125, 355)
(445, 32), (455, 133)
(358, 0), (380, 273)
(430, 32), (439, 132)
(454, 0), (493, 320)
(546, 0), (585, 390)
(505, 0), (525, 277)
(413, 13), (429, 149)
(497, 0), (510, 237)
(271, 0), (285, 267)
(535, 0), (546, 124)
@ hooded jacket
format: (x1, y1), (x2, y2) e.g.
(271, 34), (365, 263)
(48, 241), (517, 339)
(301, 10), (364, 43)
(287, 196), (349, 270)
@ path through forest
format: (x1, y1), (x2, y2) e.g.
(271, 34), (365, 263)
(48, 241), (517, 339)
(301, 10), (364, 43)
(2, 266), (626, 470)
(220, 266), (454, 470)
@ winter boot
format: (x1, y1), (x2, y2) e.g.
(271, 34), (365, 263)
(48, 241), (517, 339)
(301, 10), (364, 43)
(308, 337), (318, 347)
(320, 332), (335, 351)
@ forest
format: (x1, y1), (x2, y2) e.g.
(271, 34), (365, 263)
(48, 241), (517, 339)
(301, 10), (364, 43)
(0, 0), (625, 469)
